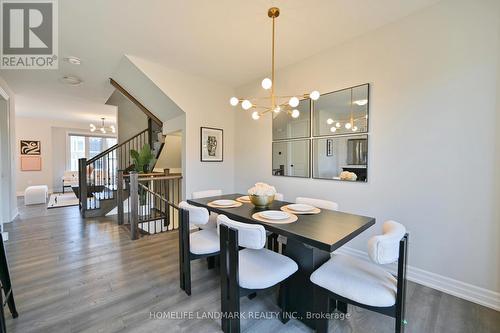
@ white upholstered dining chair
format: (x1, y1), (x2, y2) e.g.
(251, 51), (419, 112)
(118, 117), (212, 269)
(296, 197), (339, 211)
(310, 220), (408, 333)
(278, 197), (339, 251)
(178, 201), (220, 296)
(274, 192), (284, 201)
(192, 189), (222, 229)
(217, 214), (298, 333)
(192, 189), (222, 199)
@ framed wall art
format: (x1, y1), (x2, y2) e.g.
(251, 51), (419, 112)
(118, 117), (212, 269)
(20, 156), (42, 171)
(200, 127), (223, 162)
(20, 140), (41, 155)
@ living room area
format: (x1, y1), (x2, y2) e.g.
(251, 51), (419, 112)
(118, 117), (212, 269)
(14, 103), (118, 210)
(13, 90), (182, 213)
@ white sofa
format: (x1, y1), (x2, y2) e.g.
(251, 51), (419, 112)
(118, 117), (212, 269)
(24, 185), (48, 205)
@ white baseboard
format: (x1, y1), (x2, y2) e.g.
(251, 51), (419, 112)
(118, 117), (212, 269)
(8, 208), (18, 223)
(335, 246), (500, 311)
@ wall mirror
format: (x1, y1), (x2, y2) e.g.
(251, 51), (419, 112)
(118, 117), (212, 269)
(312, 135), (368, 182)
(272, 139), (310, 178)
(313, 84), (369, 137)
(273, 99), (310, 140)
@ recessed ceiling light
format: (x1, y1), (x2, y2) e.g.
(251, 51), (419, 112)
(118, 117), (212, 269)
(63, 56), (81, 65)
(60, 75), (83, 86)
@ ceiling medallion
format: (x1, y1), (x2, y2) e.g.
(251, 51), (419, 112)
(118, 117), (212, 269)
(229, 7), (320, 120)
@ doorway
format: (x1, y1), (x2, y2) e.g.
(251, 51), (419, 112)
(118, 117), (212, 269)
(0, 92), (12, 226)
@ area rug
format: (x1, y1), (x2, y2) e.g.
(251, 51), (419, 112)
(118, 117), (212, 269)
(47, 192), (79, 209)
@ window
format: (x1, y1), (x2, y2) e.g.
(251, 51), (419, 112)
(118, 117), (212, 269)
(68, 135), (117, 171)
(70, 136), (85, 171)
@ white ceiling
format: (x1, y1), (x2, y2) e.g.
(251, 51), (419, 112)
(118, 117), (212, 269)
(0, 0), (440, 121)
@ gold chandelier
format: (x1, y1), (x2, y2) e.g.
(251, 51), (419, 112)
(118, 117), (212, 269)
(90, 117), (116, 134)
(229, 7), (320, 120)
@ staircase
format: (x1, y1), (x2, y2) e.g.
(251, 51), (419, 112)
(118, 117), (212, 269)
(76, 122), (166, 218)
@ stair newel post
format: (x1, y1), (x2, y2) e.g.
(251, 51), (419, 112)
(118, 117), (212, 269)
(129, 171), (139, 240)
(78, 158), (88, 217)
(117, 170), (124, 225)
(147, 118), (153, 149)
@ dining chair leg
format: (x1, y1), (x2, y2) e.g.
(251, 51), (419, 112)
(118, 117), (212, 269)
(207, 256), (215, 269)
(182, 261), (191, 296)
(220, 225), (241, 333)
(215, 255), (221, 268)
(179, 209), (191, 295)
(314, 287), (329, 333)
(278, 281), (290, 324)
(395, 305), (407, 333)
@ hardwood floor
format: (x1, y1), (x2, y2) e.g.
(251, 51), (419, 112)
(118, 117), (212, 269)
(3, 199), (499, 333)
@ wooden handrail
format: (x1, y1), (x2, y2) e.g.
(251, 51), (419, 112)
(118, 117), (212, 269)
(123, 173), (182, 180)
(110, 78), (163, 126)
(138, 175), (182, 181)
(86, 128), (148, 165)
(138, 183), (180, 210)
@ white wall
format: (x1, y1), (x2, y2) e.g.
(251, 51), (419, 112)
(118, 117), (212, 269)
(106, 90), (148, 144)
(156, 134), (182, 171)
(494, 11), (500, 295)
(126, 56), (235, 198)
(0, 76), (17, 223)
(235, 0), (500, 305)
(15, 117), (116, 194)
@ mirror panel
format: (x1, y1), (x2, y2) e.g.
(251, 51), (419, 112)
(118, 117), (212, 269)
(312, 135), (368, 182)
(313, 84), (369, 137)
(272, 140), (310, 178)
(273, 99), (310, 140)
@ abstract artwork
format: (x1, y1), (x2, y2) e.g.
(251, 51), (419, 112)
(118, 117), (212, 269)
(200, 127), (223, 162)
(20, 140), (41, 155)
(20, 156), (42, 171)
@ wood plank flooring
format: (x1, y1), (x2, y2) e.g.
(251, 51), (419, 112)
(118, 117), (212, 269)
(3, 199), (499, 333)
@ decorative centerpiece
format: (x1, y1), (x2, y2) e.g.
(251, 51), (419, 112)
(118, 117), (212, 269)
(248, 182), (277, 208)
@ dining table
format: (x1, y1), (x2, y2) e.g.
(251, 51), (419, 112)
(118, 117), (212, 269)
(188, 193), (376, 329)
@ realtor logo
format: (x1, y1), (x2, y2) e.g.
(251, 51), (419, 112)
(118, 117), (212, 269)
(1, 0), (58, 69)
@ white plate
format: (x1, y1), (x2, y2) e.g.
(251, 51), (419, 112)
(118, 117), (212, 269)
(212, 199), (237, 206)
(287, 204), (315, 212)
(260, 210), (289, 220)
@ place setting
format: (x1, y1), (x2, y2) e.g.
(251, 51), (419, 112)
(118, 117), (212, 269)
(207, 199), (242, 208)
(235, 195), (251, 203)
(281, 203), (321, 215)
(251, 209), (298, 224)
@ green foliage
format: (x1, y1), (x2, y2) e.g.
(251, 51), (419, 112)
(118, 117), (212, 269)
(130, 144), (156, 173)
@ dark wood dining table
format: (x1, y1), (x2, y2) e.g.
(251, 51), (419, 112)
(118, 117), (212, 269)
(188, 193), (375, 329)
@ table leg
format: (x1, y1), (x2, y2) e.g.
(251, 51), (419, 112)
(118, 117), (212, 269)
(284, 238), (330, 329)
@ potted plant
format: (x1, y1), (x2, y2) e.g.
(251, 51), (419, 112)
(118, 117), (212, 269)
(130, 144), (156, 216)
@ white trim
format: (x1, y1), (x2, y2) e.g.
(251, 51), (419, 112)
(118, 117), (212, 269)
(7, 208), (18, 223)
(335, 246), (500, 311)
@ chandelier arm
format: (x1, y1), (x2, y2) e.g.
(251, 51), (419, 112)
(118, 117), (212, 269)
(249, 105), (271, 110)
(231, 7), (320, 120)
